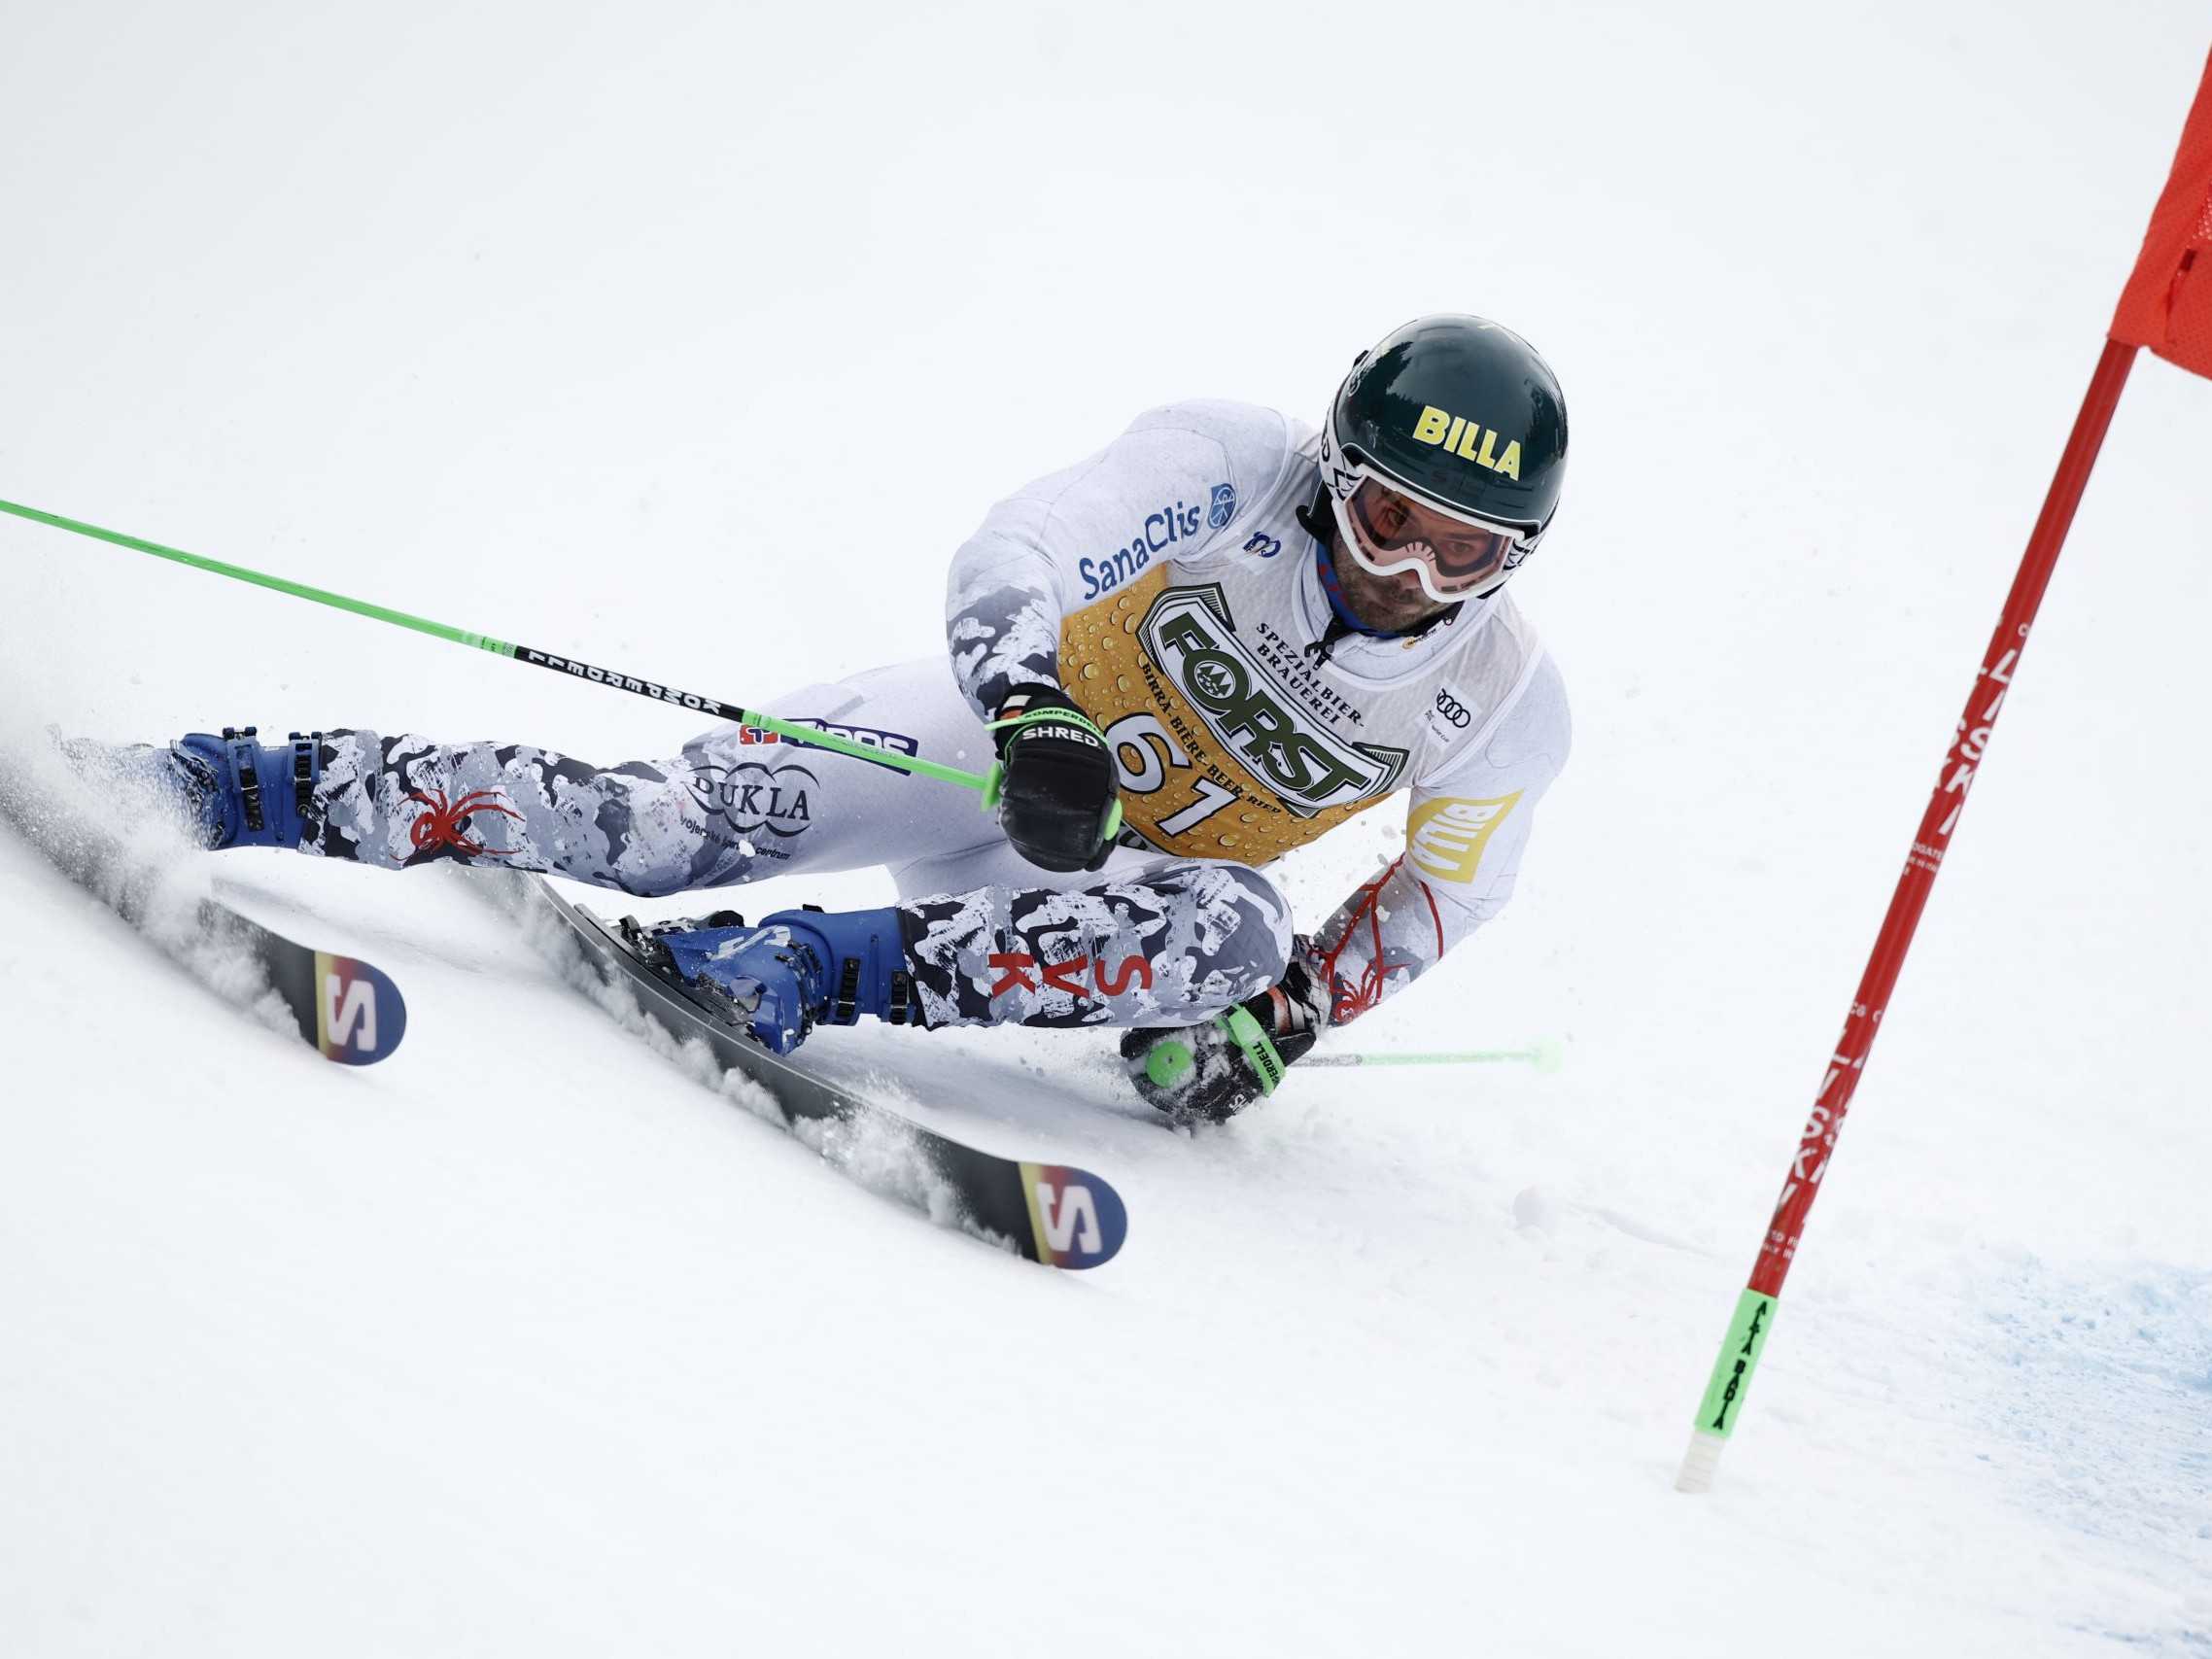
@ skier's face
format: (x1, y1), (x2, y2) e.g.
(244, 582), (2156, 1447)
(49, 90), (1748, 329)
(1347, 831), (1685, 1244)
(1344, 479), (1520, 595)
(1331, 535), (1459, 632)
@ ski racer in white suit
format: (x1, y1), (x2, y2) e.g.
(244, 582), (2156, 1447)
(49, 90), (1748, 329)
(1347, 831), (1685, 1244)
(98, 314), (1572, 1123)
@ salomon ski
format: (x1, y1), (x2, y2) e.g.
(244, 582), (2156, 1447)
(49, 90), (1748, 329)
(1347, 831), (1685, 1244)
(515, 876), (1126, 1269)
(0, 771), (405, 1065)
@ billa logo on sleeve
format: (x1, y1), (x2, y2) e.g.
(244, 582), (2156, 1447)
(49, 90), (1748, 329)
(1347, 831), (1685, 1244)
(1404, 792), (1521, 882)
(1410, 404), (1522, 480)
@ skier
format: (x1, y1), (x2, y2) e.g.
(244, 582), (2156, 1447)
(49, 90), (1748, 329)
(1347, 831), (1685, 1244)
(86, 314), (1572, 1123)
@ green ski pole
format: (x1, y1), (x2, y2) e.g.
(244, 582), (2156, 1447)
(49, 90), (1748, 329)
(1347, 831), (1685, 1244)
(1303, 1037), (1565, 1073)
(0, 498), (993, 793)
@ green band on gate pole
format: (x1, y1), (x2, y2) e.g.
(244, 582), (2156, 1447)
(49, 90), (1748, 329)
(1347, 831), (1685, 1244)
(1692, 1287), (1779, 1438)
(0, 497), (996, 793)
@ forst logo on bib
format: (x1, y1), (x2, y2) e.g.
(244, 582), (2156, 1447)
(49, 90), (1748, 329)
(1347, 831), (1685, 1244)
(1189, 657), (1239, 704)
(1140, 585), (1406, 814)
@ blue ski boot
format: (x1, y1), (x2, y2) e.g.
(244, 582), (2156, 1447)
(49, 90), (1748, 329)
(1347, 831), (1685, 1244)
(630, 905), (920, 1054)
(62, 726), (322, 850)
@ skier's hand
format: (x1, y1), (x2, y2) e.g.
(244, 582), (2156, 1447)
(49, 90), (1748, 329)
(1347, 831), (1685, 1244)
(986, 685), (1122, 874)
(1122, 950), (1331, 1123)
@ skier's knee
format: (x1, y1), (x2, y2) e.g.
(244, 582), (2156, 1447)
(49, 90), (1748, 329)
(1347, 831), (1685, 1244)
(1181, 862), (1294, 1007)
(572, 772), (739, 897)
(902, 857), (1294, 1029)
(1094, 857), (1292, 1019)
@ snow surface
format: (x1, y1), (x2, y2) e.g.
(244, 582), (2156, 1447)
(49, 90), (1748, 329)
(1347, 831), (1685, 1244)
(4, 3), (2211, 1653)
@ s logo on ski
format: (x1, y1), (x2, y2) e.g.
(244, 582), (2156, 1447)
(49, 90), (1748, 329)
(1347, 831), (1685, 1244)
(313, 952), (408, 1065)
(1020, 1162), (1129, 1268)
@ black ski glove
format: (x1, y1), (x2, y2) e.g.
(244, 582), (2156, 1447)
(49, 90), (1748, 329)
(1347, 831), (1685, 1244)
(986, 685), (1123, 873)
(1122, 949), (1332, 1123)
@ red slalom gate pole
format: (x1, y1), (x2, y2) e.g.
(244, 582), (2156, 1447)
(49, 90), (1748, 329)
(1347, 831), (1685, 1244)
(1674, 336), (2139, 1493)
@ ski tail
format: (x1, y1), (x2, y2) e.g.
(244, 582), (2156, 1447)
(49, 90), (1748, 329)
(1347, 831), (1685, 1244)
(1, 742), (407, 1065)
(1018, 1162), (1129, 1268)
(254, 935), (409, 1064)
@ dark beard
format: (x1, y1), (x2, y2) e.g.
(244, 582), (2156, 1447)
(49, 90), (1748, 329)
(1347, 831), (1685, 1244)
(1338, 568), (1451, 631)
(1330, 535), (1458, 631)
(1300, 488), (1462, 636)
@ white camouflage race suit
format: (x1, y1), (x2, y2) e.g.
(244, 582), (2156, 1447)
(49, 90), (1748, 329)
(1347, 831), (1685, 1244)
(297, 400), (1570, 1033)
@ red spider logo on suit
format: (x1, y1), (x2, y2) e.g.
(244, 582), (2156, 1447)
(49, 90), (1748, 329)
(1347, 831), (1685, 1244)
(405, 786), (524, 856)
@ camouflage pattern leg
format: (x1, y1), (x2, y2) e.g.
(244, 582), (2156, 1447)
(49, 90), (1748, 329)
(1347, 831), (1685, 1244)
(898, 858), (1293, 1029)
(304, 731), (734, 894)
(296, 663), (1004, 897)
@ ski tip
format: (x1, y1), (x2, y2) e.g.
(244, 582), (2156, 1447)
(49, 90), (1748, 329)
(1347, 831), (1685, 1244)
(1017, 1161), (1128, 1269)
(311, 952), (408, 1065)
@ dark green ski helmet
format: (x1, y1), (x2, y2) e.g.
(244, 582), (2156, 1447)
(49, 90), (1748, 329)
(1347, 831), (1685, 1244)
(1320, 314), (1569, 598)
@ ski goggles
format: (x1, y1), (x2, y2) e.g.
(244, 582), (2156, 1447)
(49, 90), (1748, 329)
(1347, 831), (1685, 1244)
(1329, 474), (1537, 604)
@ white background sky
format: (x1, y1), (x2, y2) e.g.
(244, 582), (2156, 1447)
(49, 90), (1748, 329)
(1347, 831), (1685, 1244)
(4, 4), (2209, 1654)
